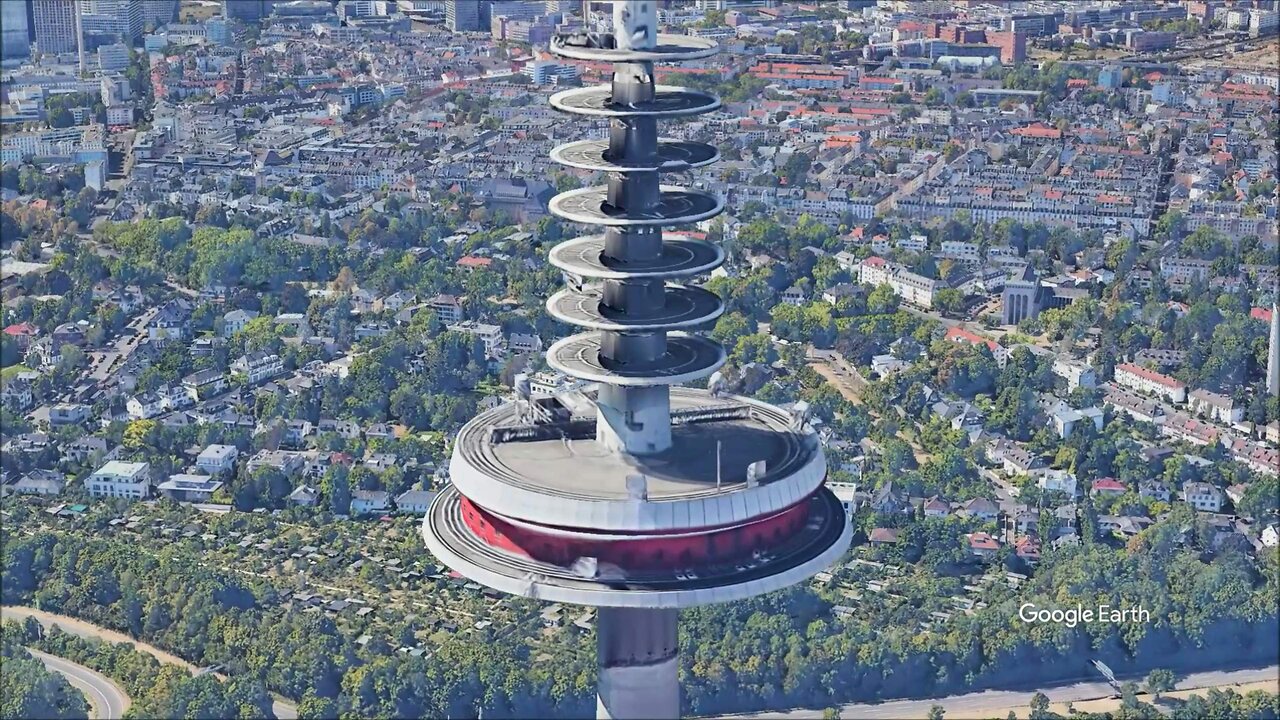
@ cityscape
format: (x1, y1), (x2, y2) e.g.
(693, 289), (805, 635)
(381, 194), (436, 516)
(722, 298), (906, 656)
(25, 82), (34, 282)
(1, 1), (1278, 719)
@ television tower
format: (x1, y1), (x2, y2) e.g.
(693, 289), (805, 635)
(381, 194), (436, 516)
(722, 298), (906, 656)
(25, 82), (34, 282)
(422, 3), (851, 718)
(1267, 302), (1279, 397)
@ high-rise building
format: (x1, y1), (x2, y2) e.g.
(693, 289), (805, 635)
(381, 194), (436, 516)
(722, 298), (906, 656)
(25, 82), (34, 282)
(1, 1), (31, 60)
(1267, 303), (1279, 397)
(422, 3), (850, 719)
(141, 0), (179, 27)
(445, 0), (487, 30)
(991, 30), (1027, 64)
(222, 0), (275, 21)
(80, 0), (144, 43)
(32, 0), (79, 54)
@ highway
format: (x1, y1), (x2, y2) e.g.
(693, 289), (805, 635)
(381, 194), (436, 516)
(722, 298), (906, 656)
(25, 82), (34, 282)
(729, 665), (1280, 719)
(26, 647), (130, 720)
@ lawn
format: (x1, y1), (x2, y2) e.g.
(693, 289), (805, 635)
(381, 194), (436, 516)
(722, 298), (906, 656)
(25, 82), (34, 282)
(1, 364), (33, 381)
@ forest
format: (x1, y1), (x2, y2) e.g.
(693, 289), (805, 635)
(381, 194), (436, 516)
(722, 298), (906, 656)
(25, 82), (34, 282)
(3, 505), (1275, 719)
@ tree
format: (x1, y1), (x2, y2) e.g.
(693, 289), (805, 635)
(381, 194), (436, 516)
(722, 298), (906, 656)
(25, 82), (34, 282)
(866, 285), (900, 315)
(1029, 691), (1051, 719)
(933, 288), (965, 316)
(297, 691), (338, 719)
(332, 266), (356, 292)
(1146, 669), (1175, 700)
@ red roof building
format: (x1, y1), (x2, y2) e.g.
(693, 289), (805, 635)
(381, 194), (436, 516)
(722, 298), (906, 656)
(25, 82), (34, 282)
(456, 256), (493, 270)
(1090, 477), (1127, 496)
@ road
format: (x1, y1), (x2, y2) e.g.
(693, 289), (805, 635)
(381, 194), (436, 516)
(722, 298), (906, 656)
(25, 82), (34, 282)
(88, 306), (157, 382)
(26, 647), (131, 720)
(729, 665), (1280, 719)
(2, 607), (297, 719)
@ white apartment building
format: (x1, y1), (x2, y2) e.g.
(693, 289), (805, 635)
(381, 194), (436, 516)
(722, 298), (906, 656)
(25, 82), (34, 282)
(429, 294), (464, 324)
(859, 257), (940, 309)
(1181, 481), (1223, 512)
(1114, 362), (1187, 403)
(231, 351), (284, 384)
(1159, 257), (1212, 284)
(897, 234), (927, 253)
(1052, 358), (1097, 392)
(448, 321), (504, 359)
(1188, 389), (1243, 424)
(86, 461), (151, 499)
(1038, 469), (1079, 497)
(940, 240), (981, 263)
(196, 444), (239, 475)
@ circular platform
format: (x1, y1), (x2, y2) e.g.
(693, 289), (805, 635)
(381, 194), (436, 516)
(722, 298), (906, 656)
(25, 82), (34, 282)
(551, 34), (719, 63)
(550, 85), (721, 118)
(546, 331), (725, 386)
(546, 285), (724, 331)
(422, 485), (851, 608)
(447, 388), (826, 531)
(550, 186), (724, 227)
(550, 139), (719, 173)
(549, 234), (725, 280)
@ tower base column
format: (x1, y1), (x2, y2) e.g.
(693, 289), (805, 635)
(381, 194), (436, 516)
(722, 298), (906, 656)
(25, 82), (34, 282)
(596, 607), (679, 720)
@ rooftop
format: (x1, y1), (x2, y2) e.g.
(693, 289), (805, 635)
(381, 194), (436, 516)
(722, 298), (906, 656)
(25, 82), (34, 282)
(449, 388), (825, 531)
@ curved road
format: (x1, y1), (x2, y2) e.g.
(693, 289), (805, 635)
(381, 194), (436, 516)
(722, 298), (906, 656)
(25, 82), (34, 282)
(26, 648), (130, 720)
(730, 665), (1280, 719)
(3, 607), (296, 719)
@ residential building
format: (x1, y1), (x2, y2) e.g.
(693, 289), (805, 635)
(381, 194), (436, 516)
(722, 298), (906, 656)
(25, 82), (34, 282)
(1, 378), (34, 411)
(222, 309), (260, 337)
(922, 496), (950, 518)
(288, 485), (320, 506)
(86, 461), (151, 499)
(157, 474), (223, 503)
(1038, 469), (1078, 497)
(196, 444), (238, 475)
(247, 449), (304, 477)
(966, 531), (1000, 559)
(1052, 358), (1097, 392)
(859, 256), (940, 308)
(961, 497), (999, 522)
(780, 285), (807, 307)
(6, 470), (66, 496)
(127, 392), (167, 420)
(182, 368), (226, 401)
(1114, 363), (1187, 403)
(231, 351), (284, 384)
(1139, 480), (1171, 503)
(351, 489), (391, 515)
(1181, 481), (1223, 512)
(448, 321), (504, 359)
(1090, 477), (1127, 497)
(428, 294), (464, 324)
(394, 489), (436, 514)
(49, 403), (91, 426)
(1050, 404), (1103, 440)
(1188, 389), (1243, 424)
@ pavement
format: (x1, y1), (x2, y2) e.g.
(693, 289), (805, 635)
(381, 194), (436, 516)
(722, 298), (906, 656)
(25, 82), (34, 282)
(26, 647), (130, 720)
(729, 665), (1280, 719)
